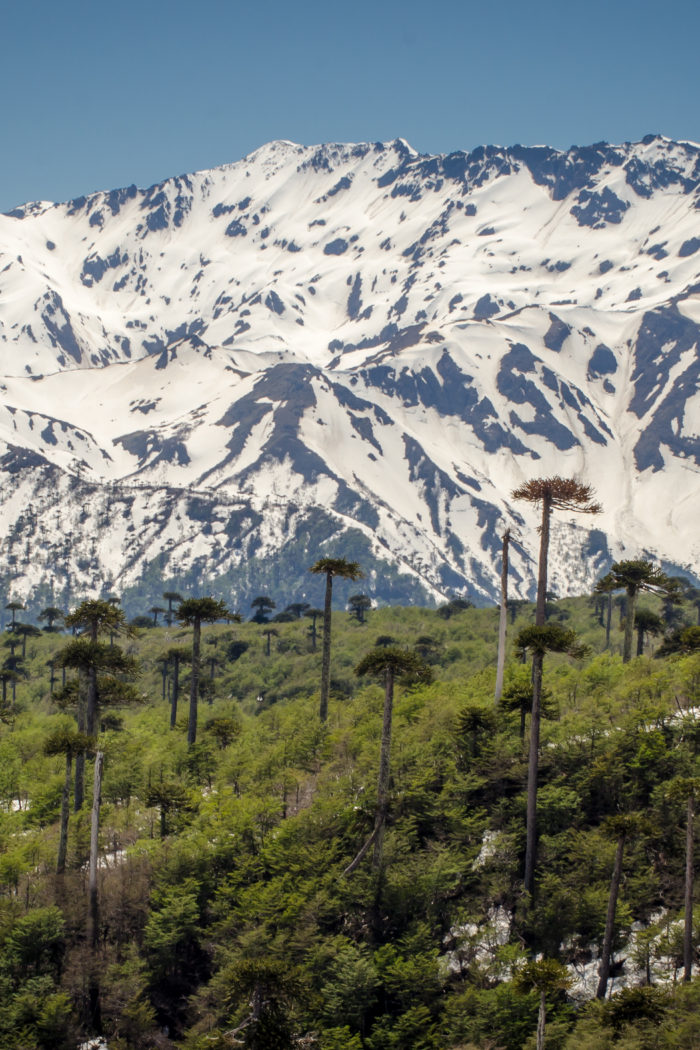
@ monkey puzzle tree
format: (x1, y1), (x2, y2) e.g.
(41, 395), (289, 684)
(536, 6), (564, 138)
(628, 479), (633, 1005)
(516, 624), (587, 898)
(514, 958), (572, 1050)
(304, 607), (323, 652)
(596, 813), (645, 999)
(43, 728), (94, 875)
(597, 560), (679, 663)
(512, 477), (599, 898)
(309, 558), (363, 723)
(5, 600), (25, 631)
(634, 607), (664, 657)
(512, 477), (601, 626)
(62, 599), (132, 809)
(177, 598), (230, 747)
(345, 646), (432, 873)
(39, 606), (64, 632)
(250, 596), (276, 624)
(262, 626), (278, 658)
(668, 775), (700, 982)
(162, 590), (184, 627)
(348, 593), (372, 624)
(495, 528), (511, 704)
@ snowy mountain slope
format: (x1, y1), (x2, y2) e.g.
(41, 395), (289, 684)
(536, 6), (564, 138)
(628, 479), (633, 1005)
(0, 135), (699, 608)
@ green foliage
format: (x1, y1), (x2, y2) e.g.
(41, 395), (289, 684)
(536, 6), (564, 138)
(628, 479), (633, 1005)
(3, 594), (700, 1047)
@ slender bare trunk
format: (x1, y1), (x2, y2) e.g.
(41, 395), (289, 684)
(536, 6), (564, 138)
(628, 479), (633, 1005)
(684, 793), (694, 982)
(605, 593), (612, 649)
(319, 574), (333, 723)
(87, 748), (104, 1031)
(524, 651), (543, 898)
(597, 833), (625, 998)
(170, 656), (179, 729)
(188, 618), (201, 747)
(57, 753), (72, 875)
(74, 681), (87, 811)
(88, 751), (104, 949)
(373, 668), (395, 869)
(535, 497), (551, 627)
(623, 589), (637, 663)
(495, 529), (510, 705)
(536, 990), (546, 1050)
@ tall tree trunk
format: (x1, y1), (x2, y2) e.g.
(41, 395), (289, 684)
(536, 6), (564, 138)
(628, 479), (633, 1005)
(622, 589), (637, 663)
(57, 753), (72, 875)
(536, 990), (546, 1050)
(597, 833), (625, 998)
(684, 793), (695, 982)
(74, 680), (87, 812)
(188, 618), (201, 746)
(535, 497), (552, 626)
(495, 529), (510, 705)
(605, 594), (612, 649)
(88, 751), (104, 950)
(373, 668), (396, 870)
(636, 623), (645, 657)
(524, 651), (543, 897)
(170, 655), (180, 729)
(319, 574), (333, 723)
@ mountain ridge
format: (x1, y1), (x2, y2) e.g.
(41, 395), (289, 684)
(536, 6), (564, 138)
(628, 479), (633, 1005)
(0, 135), (699, 611)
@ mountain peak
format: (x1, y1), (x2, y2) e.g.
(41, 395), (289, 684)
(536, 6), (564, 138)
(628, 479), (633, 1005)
(0, 136), (698, 608)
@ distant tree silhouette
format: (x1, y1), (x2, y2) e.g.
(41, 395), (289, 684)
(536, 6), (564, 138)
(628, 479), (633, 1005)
(5, 600), (24, 631)
(309, 558), (363, 722)
(163, 646), (190, 728)
(345, 646), (432, 873)
(516, 623), (588, 899)
(43, 728), (94, 874)
(63, 599), (132, 809)
(250, 596), (276, 624)
(634, 608), (664, 656)
(262, 627), (278, 657)
(162, 591), (184, 627)
(39, 607), (64, 632)
(348, 593), (372, 623)
(14, 623), (41, 660)
(177, 598), (230, 746)
(597, 560), (679, 663)
(150, 605), (166, 626)
(304, 607), (323, 652)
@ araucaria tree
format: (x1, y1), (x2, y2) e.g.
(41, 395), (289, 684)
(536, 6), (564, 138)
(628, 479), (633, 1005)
(62, 599), (133, 809)
(597, 559), (679, 663)
(513, 477), (600, 898)
(309, 558), (363, 723)
(43, 728), (94, 875)
(177, 598), (230, 746)
(345, 646), (432, 873)
(516, 624), (587, 898)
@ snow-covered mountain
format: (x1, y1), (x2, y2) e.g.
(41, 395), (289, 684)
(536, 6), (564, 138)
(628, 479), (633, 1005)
(1, 134), (699, 610)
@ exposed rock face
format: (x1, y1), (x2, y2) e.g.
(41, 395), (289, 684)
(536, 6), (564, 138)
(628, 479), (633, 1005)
(0, 134), (699, 608)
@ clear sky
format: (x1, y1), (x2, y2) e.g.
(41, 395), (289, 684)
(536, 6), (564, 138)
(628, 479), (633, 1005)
(2, 0), (699, 212)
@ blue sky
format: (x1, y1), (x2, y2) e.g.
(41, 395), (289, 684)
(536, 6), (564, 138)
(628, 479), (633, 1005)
(2, 0), (699, 212)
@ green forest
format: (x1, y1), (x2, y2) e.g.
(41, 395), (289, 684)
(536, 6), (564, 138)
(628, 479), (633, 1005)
(2, 547), (700, 1050)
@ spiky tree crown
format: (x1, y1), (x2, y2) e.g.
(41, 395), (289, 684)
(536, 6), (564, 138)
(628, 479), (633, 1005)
(309, 558), (363, 581)
(355, 646), (433, 685)
(516, 624), (588, 659)
(512, 476), (601, 514)
(598, 559), (677, 597)
(65, 599), (129, 637)
(177, 597), (230, 625)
